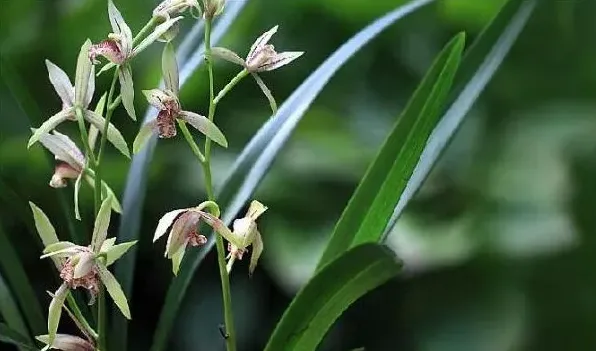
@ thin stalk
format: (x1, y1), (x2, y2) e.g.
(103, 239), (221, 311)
(93, 68), (118, 351)
(178, 120), (206, 163)
(133, 17), (158, 47)
(203, 18), (236, 351)
(97, 287), (106, 350)
(74, 107), (99, 214)
(214, 69), (249, 106)
(66, 293), (98, 340)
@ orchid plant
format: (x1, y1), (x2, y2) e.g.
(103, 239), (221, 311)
(26, 0), (301, 350)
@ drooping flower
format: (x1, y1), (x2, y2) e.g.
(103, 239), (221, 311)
(28, 42), (130, 158)
(36, 129), (122, 217)
(89, 0), (182, 120)
(31, 197), (136, 347)
(152, 201), (218, 275)
(36, 334), (94, 351)
(212, 26), (303, 114)
(199, 200), (267, 275)
(133, 43), (227, 153)
(153, 0), (201, 20)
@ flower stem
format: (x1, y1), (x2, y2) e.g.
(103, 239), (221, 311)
(66, 293), (98, 340)
(203, 18), (237, 351)
(178, 120), (206, 163)
(214, 69), (249, 106)
(74, 107), (99, 214)
(133, 17), (158, 47)
(94, 68), (119, 351)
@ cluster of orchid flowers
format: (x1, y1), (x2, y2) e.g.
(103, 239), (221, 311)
(26, 0), (302, 349)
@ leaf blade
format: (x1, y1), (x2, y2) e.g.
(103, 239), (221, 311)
(264, 244), (401, 351)
(384, 0), (537, 234)
(317, 32), (466, 268)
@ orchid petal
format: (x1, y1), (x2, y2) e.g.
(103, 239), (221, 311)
(105, 240), (137, 266)
(162, 42), (179, 95)
(118, 64), (136, 121)
(28, 107), (74, 148)
(45, 60), (74, 108)
(133, 120), (157, 154)
(178, 110), (228, 147)
(249, 231), (263, 276)
(96, 262), (131, 319)
(258, 51), (304, 72)
(37, 130), (85, 170)
(154, 209), (187, 242)
(133, 16), (183, 57)
(247, 25), (278, 63)
(107, 0), (133, 55)
(74, 40), (93, 107)
(212, 47), (245, 66)
(171, 241), (188, 276)
(91, 196), (113, 253)
(251, 73), (277, 115)
(36, 334), (94, 351)
(73, 252), (95, 279)
(47, 283), (69, 346)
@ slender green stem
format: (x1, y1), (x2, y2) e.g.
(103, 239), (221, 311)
(132, 17), (158, 47)
(214, 69), (249, 106)
(92, 68), (119, 351)
(66, 293), (98, 340)
(97, 69), (120, 164)
(178, 120), (206, 163)
(97, 287), (106, 350)
(74, 107), (99, 214)
(202, 18), (237, 351)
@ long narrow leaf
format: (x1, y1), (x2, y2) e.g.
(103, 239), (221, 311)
(112, 2), (250, 349)
(0, 273), (30, 344)
(316, 33), (465, 268)
(384, 0), (537, 235)
(0, 323), (37, 351)
(0, 224), (45, 335)
(264, 244), (401, 350)
(151, 1), (434, 349)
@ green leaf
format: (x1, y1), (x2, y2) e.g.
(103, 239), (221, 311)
(96, 263), (130, 319)
(0, 323), (37, 350)
(316, 33), (466, 268)
(91, 196), (113, 253)
(384, 0), (537, 234)
(149, 1), (434, 349)
(112, 1), (250, 348)
(264, 244), (401, 351)
(0, 271), (30, 345)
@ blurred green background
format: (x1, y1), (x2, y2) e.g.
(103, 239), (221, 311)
(1, 0), (596, 350)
